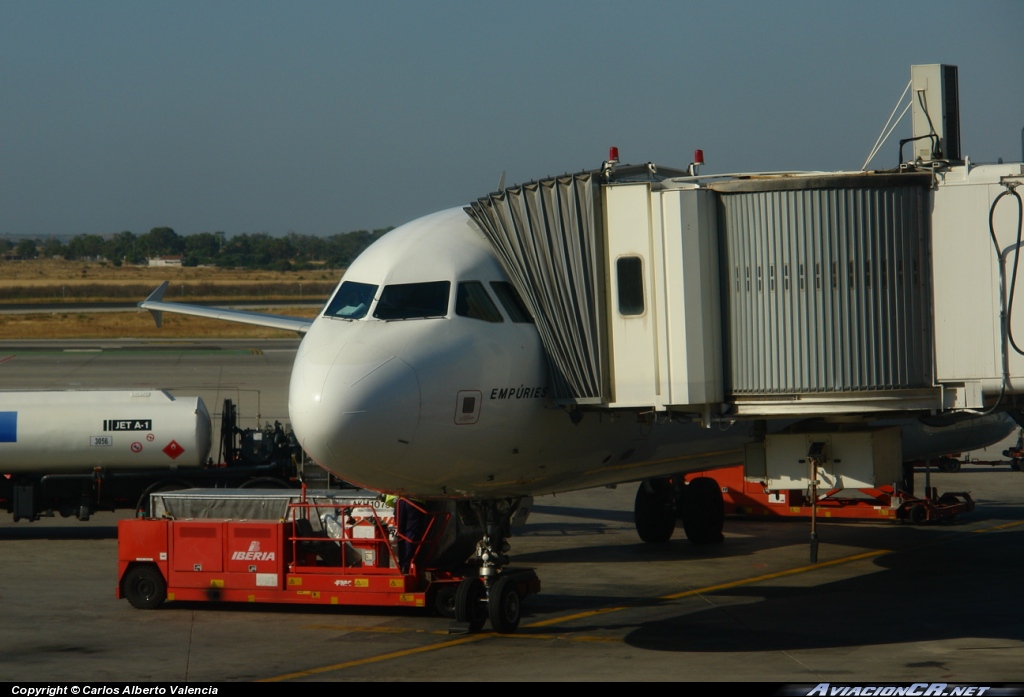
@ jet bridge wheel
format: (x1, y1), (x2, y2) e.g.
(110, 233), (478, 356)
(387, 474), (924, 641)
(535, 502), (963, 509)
(681, 477), (725, 545)
(634, 479), (677, 543)
(454, 577), (487, 633)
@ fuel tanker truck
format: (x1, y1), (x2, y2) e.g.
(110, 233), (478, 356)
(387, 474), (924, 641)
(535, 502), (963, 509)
(0, 390), (306, 522)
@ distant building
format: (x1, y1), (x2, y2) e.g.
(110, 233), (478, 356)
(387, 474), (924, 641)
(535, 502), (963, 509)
(148, 255), (183, 267)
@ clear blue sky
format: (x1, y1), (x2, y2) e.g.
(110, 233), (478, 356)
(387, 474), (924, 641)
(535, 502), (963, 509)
(2, 1), (1022, 239)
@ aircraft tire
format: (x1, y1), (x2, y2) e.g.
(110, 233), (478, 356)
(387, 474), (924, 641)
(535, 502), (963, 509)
(123, 564), (167, 610)
(634, 480), (676, 544)
(681, 477), (724, 545)
(454, 577), (487, 633)
(488, 575), (522, 633)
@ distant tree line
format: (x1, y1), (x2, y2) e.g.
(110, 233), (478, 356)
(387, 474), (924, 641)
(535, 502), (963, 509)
(0, 226), (393, 271)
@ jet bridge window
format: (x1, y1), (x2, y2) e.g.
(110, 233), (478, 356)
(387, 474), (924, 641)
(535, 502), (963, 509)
(616, 256), (645, 316)
(456, 282), (503, 322)
(373, 281), (451, 320)
(489, 281), (533, 323)
(324, 281), (378, 320)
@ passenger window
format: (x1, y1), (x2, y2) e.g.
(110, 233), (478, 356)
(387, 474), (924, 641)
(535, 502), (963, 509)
(489, 281), (533, 323)
(456, 282), (503, 323)
(324, 281), (378, 320)
(373, 281), (450, 320)
(617, 256), (645, 316)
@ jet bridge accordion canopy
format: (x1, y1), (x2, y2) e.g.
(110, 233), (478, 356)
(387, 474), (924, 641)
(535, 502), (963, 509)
(468, 172), (608, 403)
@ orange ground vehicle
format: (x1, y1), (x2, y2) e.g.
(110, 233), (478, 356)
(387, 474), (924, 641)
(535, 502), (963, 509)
(117, 488), (539, 633)
(683, 464), (975, 524)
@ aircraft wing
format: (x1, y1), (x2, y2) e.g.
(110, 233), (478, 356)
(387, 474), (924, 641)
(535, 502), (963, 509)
(139, 282), (314, 335)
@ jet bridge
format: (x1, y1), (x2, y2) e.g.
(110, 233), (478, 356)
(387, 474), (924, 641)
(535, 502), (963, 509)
(467, 65), (1024, 421)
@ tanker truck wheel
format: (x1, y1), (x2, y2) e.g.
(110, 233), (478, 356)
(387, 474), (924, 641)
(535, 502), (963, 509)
(123, 565), (167, 610)
(238, 477), (293, 489)
(135, 479), (192, 518)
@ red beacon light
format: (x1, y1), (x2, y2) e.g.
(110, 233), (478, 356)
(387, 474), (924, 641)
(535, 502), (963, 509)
(602, 147), (620, 179)
(688, 149), (704, 176)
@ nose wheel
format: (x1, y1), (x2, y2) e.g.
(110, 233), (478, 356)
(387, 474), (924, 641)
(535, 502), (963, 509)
(488, 575), (522, 633)
(454, 577), (488, 632)
(451, 570), (537, 634)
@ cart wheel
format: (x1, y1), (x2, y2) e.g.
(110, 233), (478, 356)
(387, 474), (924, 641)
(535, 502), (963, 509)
(909, 504), (928, 525)
(434, 585), (457, 618)
(1012, 459), (1022, 472)
(488, 575), (522, 633)
(454, 577), (486, 632)
(123, 565), (167, 610)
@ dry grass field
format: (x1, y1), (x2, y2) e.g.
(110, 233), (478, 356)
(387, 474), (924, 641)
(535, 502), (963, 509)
(0, 260), (335, 339)
(0, 259), (340, 302)
(0, 258), (341, 283)
(0, 308), (321, 340)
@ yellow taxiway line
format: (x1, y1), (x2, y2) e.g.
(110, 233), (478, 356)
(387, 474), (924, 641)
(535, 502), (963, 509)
(263, 520), (1024, 681)
(261, 548), (886, 682)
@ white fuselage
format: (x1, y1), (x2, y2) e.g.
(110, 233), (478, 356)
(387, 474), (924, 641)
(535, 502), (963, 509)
(287, 208), (1015, 499)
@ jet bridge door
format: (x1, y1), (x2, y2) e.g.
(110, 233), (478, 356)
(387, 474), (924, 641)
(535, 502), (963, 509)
(604, 184), (659, 407)
(603, 184), (723, 410)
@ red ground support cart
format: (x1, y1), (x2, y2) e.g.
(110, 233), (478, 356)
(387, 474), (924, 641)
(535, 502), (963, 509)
(684, 463), (975, 524)
(117, 488), (539, 633)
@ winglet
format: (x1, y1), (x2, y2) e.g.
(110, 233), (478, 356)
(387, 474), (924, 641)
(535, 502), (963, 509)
(140, 281), (169, 328)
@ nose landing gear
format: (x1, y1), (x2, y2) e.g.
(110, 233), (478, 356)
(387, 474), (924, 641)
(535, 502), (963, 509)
(450, 498), (540, 634)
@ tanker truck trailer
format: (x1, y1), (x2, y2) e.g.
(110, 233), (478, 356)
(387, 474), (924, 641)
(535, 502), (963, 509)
(0, 390), (303, 521)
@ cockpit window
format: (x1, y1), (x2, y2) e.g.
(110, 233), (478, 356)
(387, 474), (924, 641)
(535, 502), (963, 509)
(324, 281), (378, 320)
(490, 281), (533, 323)
(456, 282), (504, 323)
(373, 281), (450, 320)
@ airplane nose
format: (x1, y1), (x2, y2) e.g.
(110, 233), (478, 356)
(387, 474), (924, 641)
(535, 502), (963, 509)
(288, 337), (420, 487)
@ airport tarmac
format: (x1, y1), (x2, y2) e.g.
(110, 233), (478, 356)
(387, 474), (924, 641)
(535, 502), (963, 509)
(2, 340), (1024, 683)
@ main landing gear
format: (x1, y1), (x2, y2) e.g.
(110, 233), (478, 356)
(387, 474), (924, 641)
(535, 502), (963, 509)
(634, 475), (725, 545)
(451, 498), (540, 634)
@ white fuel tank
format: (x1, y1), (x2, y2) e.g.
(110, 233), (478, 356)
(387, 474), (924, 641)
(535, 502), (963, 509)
(0, 391), (212, 473)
